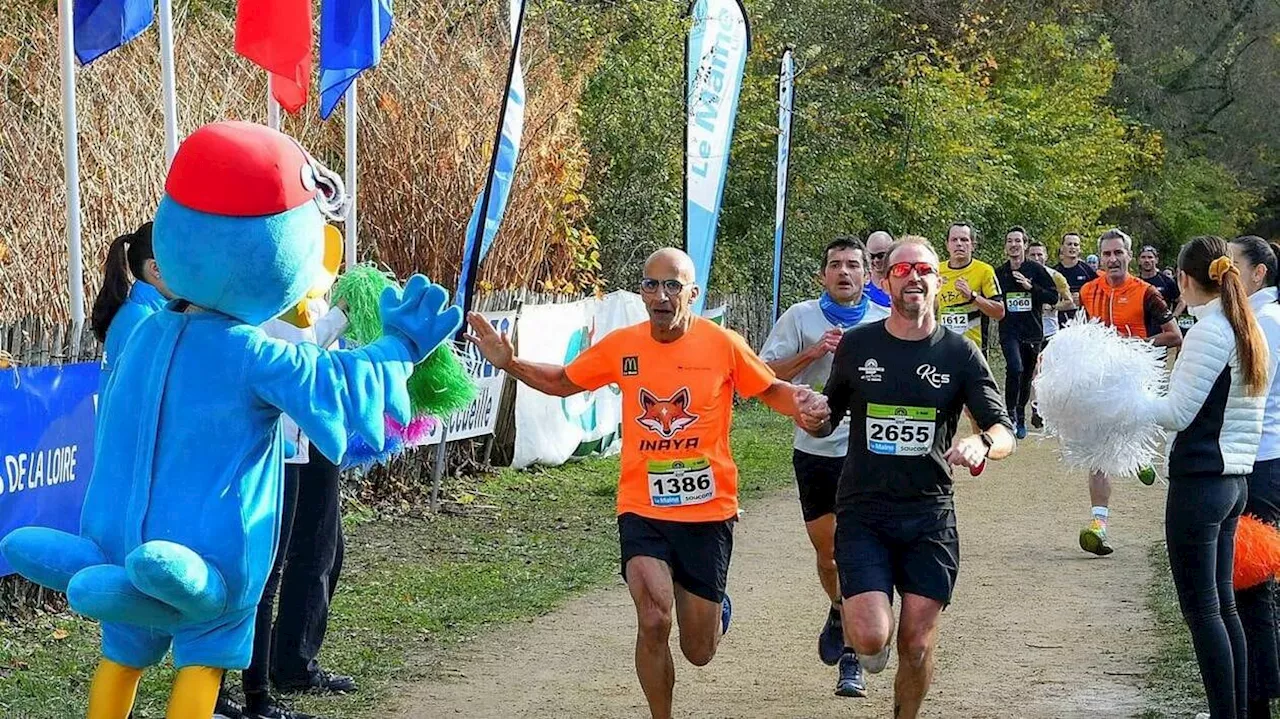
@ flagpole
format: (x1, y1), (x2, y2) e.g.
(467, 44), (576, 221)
(267, 75), (281, 130)
(58, 0), (85, 349)
(460, 0), (528, 320)
(344, 78), (358, 269)
(157, 0), (179, 164)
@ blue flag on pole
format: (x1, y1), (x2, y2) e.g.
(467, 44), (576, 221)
(74, 0), (154, 65)
(456, 0), (527, 312)
(771, 49), (794, 324)
(318, 0), (394, 120)
(685, 0), (751, 315)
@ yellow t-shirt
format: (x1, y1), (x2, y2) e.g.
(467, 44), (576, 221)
(938, 259), (1002, 347)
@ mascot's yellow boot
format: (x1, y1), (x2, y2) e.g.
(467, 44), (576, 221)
(87, 659), (143, 719)
(165, 666), (223, 719)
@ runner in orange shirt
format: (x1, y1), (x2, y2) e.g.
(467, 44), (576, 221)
(465, 247), (818, 719)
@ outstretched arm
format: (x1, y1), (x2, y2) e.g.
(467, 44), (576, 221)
(464, 312), (586, 397)
(252, 276), (463, 462)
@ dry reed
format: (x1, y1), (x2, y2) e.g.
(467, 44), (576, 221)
(0, 0), (596, 325)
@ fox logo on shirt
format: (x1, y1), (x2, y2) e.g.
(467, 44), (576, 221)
(637, 387), (699, 438)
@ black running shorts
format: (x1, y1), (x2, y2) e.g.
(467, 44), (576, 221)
(835, 508), (960, 605)
(618, 512), (735, 603)
(792, 449), (843, 522)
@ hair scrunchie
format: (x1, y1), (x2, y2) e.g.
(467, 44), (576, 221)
(1208, 255), (1236, 283)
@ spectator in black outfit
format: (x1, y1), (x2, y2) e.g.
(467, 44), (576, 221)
(995, 227), (1059, 440)
(1149, 236), (1270, 719)
(1228, 235), (1280, 719)
(272, 444), (356, 696)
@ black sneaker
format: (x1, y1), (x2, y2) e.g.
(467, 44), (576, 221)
(1031, 411), (1043, 429)
(276, 669), (357, 695)
(818, 606), (843, 666)
(834, 652), (866, 698)
(245, 693), (318, 719)
(214, 693), (245, 719)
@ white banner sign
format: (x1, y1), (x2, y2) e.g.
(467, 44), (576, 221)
(423, 310), (517, 444)
(512, 291), (648, 468)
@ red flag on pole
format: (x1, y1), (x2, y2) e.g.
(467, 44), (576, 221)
(235, 0), (312, 113)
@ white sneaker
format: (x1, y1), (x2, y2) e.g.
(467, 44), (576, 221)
(857, 643), (892, 674)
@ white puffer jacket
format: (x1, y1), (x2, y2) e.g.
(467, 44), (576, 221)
(1150, 298), (1267, 478)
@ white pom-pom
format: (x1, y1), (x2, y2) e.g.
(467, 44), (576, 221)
(1033, 320), (1166, 477)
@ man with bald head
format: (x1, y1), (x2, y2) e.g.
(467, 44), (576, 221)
(466, 247), (821, 719)
(864, 231), (893, 308)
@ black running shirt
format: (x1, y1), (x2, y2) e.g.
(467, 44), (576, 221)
(1053, 261), (1098, 324)
(823, 321), (1011, 513)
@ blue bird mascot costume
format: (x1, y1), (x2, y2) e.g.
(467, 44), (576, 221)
(0, 121), (462, 718)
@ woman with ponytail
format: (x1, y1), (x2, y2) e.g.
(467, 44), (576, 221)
(1147, 236), (1270, 719)
(89, 222), (172, 390)
(1228, 235), (1280, 718)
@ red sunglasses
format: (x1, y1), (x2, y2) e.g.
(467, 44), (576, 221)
(887, 261), (938, 278)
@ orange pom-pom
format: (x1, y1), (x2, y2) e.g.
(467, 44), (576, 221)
(1235, 514), (1280, 590)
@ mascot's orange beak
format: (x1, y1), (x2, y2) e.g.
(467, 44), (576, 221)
(280, 225), (344, 328)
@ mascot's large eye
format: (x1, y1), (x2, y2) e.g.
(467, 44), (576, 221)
(300, 164), (317, 192)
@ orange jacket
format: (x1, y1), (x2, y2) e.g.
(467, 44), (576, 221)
(1078, 274), (1168, 338)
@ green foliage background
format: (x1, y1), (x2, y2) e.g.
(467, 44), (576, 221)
(544, 0), (1272, 305)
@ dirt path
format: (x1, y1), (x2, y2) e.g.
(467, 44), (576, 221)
(394, 437), (1168, 718)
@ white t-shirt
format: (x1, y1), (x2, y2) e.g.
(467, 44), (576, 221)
(261, 301), (349, 465)
(760, 297), (890, 457)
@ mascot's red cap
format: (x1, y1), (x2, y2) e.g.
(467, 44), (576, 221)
(165, 121), (319, 218)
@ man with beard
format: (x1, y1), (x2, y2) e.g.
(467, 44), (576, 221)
(1138, 245), (1181, 341)
(760, 236), (890, 698)
(466, 248), (820, 719)
(797, 235), (1015, 719)
(1076, 229), (1181, 556)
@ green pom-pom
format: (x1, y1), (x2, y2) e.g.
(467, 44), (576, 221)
(332, 263), (397, 345)
(408, 344), (478, 417)
(334, 263), (478, 417)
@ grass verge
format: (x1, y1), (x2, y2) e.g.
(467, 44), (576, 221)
(1140, 541), (1280, 719)
(0, 403), (794, 718)
(1139, 542), (1203, 718)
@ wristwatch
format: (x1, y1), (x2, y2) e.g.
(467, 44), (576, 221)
(978, 431), (994, 455)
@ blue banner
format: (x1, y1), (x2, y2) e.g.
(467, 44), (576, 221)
(457, 0), (527, 313)
(318, 0), (394, 120)
(0, 363), (100, 576)
(771, 48), (794, 324)
(685, 0), (750, 314)
(74, 0), (154, 66)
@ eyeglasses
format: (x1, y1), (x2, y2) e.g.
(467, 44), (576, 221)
(868, 251), (887, 261)
(640, 278), (687, 295)
(887, 261), (938, 278)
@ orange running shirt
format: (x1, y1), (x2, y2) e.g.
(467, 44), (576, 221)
(1078, 274), (1172, 338)
(565, 317), (776, 522)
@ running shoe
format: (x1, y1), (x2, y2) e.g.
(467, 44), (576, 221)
(275, 669), (356, 695)
(969, 459), (986, 477)
(1079, 518), (1114, 556)
(818, 606), (844, 666)
(1137, 465), (1157, 486)
(1030, 405), (1043, 429)
(857, 643), (892, 674)
(721, 594), (733, 636)
(214, 693), (245, 719)
(834, 652), (866, 698)
(245, 698), (317, 719)
(1015, 421), (1028, 440)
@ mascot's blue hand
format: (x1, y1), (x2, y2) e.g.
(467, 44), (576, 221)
(380, 275), (464, 363)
